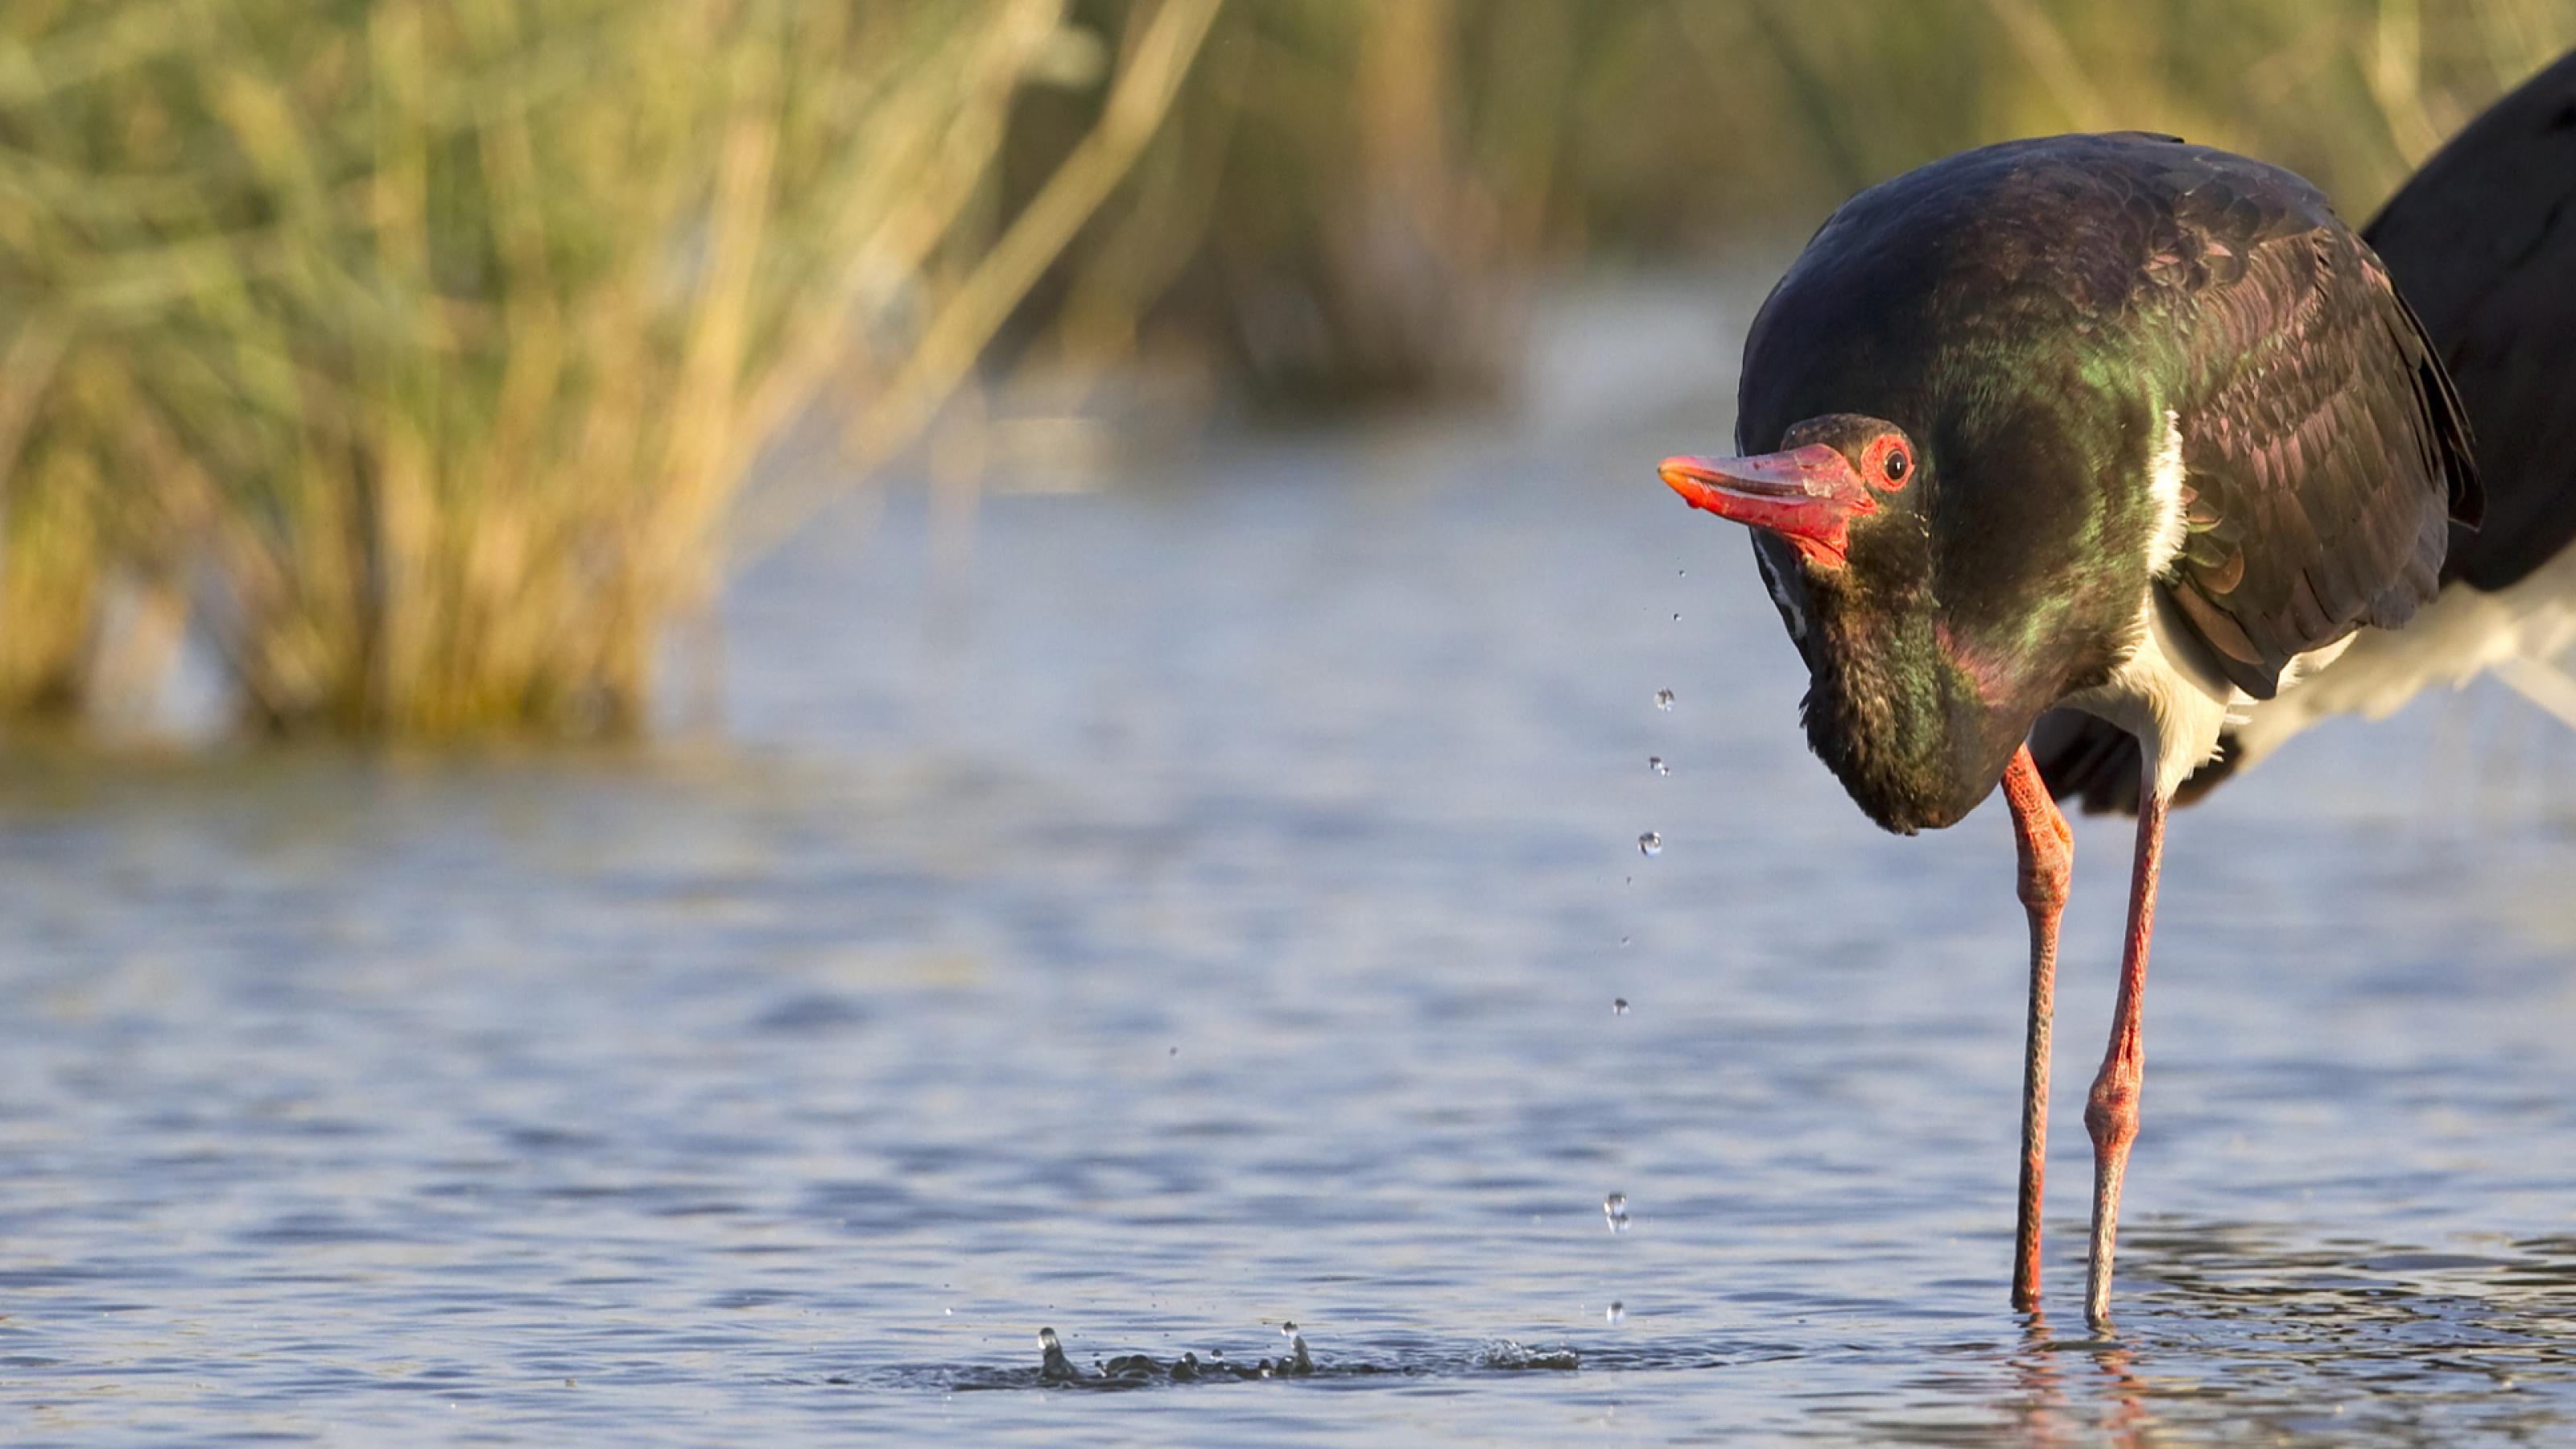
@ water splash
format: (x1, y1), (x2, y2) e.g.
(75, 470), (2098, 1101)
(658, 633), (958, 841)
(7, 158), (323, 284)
(1478, 1340), (1582, 1372)
(1019, 1324), (1315, 1389)
(1038, 1327), (1080, 1384)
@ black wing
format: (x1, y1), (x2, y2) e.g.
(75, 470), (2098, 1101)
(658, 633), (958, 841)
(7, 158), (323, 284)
(2040, 52), (2575, 814)
(2031, 211), (2475, 804)
(2149, 164), (2477, 701)
(2366, 48), (2576, 591)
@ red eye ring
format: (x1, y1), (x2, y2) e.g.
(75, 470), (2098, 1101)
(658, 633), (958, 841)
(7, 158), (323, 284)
(1882, 446), (1909, 484)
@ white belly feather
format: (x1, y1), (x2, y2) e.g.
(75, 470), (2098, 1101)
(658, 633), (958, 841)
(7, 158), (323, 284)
(2225, 539), (2576, 774)
(2056, 410), (2356, 802)
(2062, 588), (2245, 802)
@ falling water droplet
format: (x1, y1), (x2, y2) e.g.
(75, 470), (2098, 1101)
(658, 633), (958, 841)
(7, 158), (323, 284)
(1604, 1193), (1630, 1233)
(1678, 568), (1687, 578)
(1648, 756), (1669, 775)
(1607, 1301), (1626, 1324)
(1612, 998), (1629, 1016)
(1637, 832), (1662, 857)
(1618, 935), (1630, 947)
(1039, 1327), (1060, 1350)
(1671, 612), (1682, 622)
(1654, 688), (1676, 711)
(1282, 1322), (1299, 1337)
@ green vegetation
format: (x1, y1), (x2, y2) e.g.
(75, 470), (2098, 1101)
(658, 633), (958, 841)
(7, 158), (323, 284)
(0, 0), (2563, 741)
(1016, 0), (2568, 404)
(0, 0), (1216, 736)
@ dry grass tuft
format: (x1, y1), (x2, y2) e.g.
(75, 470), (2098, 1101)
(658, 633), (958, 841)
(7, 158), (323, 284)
(0, 0), (1215, 737)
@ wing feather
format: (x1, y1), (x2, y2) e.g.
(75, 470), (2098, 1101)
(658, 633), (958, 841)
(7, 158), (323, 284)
(2038, 50), (2570, 812)
(2154, 193), (2475, 699)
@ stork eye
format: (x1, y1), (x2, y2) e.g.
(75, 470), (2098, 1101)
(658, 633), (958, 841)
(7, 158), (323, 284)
(1882, 446), (1910, 483)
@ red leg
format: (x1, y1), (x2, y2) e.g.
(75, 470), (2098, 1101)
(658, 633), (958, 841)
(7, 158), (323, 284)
(2084, 774), (2168, 1327)
(2001, 744), (2072, 1311)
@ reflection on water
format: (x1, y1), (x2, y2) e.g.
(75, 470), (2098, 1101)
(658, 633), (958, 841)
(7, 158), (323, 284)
(3, 281), (2576, 1441)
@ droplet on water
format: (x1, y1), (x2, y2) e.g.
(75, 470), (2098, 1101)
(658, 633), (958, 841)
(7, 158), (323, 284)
(1607, 1302), (1626, 1324)
(1612, 997), (1629, 1016)
(1637, 832), (1662, 857)
(1604, 1193), (1630, 1232)
(1654, 688), (1675, 711)
(1648, 756), (1669, 776)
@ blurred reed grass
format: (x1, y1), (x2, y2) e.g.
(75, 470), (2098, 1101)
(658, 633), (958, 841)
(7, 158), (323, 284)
(1015, 0), (2569, 406)
(0, 0), (2565, 741)
(0, 0), (1215, 737)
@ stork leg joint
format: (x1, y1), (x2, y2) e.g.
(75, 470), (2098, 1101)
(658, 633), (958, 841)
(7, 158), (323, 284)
(2083, 1071), (2139, 1156)
(2017, 825), (2071, 912)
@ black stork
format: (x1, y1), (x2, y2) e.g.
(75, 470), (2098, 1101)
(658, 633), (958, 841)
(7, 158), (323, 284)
(1658, 130), (2484, 1326)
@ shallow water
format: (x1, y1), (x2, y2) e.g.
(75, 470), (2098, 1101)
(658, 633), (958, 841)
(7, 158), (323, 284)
(7, 283), (2576, 1443)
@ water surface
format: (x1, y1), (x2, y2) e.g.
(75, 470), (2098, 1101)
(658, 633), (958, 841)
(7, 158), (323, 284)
(5, 282), (2576, 1443)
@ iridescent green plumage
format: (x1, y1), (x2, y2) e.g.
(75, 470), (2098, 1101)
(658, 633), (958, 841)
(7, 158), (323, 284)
(1732, 132), (2474, 832)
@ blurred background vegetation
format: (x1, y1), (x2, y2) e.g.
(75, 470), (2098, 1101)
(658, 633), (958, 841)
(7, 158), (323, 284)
(0, 0), (2566, 742)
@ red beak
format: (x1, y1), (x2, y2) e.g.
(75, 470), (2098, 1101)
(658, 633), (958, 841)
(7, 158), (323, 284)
(1658, 445), (1875, 567)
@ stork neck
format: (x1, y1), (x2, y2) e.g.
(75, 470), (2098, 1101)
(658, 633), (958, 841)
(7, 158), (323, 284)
(1804, 602), (2013, 834)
